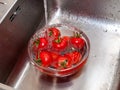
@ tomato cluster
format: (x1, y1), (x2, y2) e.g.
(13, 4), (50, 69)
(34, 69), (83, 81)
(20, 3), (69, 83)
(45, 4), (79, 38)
(32, 27), (85, 70)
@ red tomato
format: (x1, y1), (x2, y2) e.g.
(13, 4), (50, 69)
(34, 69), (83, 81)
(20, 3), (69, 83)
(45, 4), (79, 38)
(38, 37), (48, 49)
(50, 52), (59, 61)
(52, 37), (68, 51)
(65, 51), (82, 64)
(36, 51), (52, 67)
(48, 27), (60, 38)
(63, 36), (70, 42)
(33, 37), (48, 52)
(56, 55), (72, 69)
(50, 52), (59, 68)
(70, 32), (85, 49)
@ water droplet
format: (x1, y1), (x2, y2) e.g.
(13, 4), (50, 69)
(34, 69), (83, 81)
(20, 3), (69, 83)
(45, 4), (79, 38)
(93, 55), (96, 57)
(105, 17), (108, 20)
(111, 13), (113, 17)
(113, 6), (115, 9)
(115, 29), (117, 32)
(0, 2), (7, 5)
(103, 30), (108, 32)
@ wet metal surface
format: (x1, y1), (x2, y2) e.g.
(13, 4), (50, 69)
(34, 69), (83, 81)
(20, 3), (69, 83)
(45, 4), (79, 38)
(0, 0), (44, 83)
(0, 0), (17, 23)
(6, 0), (120, 90)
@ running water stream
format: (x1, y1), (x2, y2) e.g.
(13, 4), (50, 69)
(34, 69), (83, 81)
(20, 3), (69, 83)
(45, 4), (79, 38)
(43, 0), (48, 25)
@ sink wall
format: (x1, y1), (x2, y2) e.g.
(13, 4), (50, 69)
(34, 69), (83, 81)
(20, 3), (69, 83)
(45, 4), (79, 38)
(0, 0), (44, 83)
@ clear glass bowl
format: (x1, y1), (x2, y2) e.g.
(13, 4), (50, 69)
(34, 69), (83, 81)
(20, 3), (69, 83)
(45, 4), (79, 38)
(28, 23), (90, 77)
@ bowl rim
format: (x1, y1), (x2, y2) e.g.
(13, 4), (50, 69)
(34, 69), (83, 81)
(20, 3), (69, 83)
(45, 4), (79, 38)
(28, 23), (90, 72)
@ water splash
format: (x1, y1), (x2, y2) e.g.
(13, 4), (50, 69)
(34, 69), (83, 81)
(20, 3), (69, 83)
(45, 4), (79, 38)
(43, 0), (48, 25)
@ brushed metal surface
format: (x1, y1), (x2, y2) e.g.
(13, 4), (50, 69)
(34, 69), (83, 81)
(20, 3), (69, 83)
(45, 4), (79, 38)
(0, 0), (17, 23)
(6, 0), (120, 90)
(0, 83), (14, 90)
(0, 0), (44, 83)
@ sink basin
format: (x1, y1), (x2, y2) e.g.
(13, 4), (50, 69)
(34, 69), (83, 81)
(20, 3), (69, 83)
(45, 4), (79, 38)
(0, 0), (44, 83)
(5, 0), (120, 90)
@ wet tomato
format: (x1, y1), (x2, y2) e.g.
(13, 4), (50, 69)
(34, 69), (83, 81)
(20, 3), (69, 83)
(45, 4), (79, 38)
(63, 36), (70, 42)
(33, 37), (48, 52)
(35, 51), (52, 67)
(52, 37), (68, 51)
(56, 55), (72, 69)
(38, 37), (48, 49)
(70, 32), (85, 49)
(50, 52), (59, 61)
(65, 51), (82, 64)
(50, 52), (59, 68)
(48, 27), (60, 38)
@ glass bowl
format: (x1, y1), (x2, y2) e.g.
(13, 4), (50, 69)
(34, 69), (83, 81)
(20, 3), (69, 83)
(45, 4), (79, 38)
(28, 23), (90, 77)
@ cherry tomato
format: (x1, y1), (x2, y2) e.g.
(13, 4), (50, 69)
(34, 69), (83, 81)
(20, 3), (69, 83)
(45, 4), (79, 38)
(38, 37), (48, 49)
(33, 37), (48, 52)
(35, 51), (52, 67)
(70, 32), (85, 49)
(50, 52), (59, 61)
(65, 51), (82, 64)
(50, 52), (59, 68)
(52, 37), (68, 51)
(63, 36), (70, 42)
(48, 27), (60, 38)
(56, 55), (72, 69)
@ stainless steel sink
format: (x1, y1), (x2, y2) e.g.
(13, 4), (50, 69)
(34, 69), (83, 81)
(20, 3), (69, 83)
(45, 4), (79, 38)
(4, 0), (120, 90)
(0, 0), (16, 23)
(0, 0), (44, 83)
